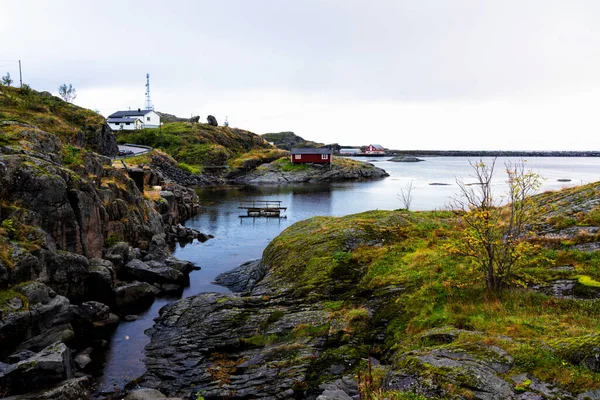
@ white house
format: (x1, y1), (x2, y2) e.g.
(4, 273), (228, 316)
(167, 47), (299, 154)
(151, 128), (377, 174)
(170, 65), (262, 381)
(107, 109), (161, 131)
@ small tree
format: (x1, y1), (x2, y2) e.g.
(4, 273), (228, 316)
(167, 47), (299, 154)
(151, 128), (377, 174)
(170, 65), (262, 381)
(397, 180), (414, 210)
(1, 72), (13, 86)
(451, 158), (542, 291)
(58, 83), (77, 103)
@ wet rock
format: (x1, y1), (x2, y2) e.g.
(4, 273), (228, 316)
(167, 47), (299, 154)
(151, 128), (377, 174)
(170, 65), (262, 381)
(0, 342), (73, 395)
(115, 281), (159, 312)
(74, 348), (93, 369)
(2, 376), (91, 400)
(165, 256), (198, 273)
(122, 259), (184, 285)
(1, 282), (72, 358)
(125, 315), (140, 322)
(124, 387), (178, 399)
(213, 259), (267, 293)
(71, 301), (119, 331)
(6, 350), (36, 364)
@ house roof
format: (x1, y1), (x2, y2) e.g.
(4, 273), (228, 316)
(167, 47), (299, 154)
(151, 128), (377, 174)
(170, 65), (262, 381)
(109, 109), (154, 118)
(107, 117), (142, 123)
(291, 147), (333, 155)
(369, 144), (385, 149)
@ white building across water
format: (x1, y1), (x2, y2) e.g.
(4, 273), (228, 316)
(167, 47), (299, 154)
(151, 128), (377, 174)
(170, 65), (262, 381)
(107, 109), (161, 131)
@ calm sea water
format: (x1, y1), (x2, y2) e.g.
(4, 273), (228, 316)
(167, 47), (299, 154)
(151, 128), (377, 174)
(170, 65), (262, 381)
(95, 156), (600, 393)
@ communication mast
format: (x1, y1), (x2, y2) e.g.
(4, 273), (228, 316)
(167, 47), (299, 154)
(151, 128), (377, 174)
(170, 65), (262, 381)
(144, 73), (154, 110)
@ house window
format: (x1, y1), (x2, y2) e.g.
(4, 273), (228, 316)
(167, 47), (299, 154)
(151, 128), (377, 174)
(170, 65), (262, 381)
(294, 154), (301, 159)
(147, 117), (150, 121)
(321, 154), (328, 160)
(125, 122), (130, 125)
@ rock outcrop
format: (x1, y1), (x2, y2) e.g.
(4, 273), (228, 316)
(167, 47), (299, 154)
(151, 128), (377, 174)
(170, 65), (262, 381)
(0, 88), (209, 397)
(232, 159), (388, 184)
(206, 115), (218, 126)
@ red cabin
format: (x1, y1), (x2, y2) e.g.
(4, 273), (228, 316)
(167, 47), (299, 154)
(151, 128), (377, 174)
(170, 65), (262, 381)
(290, 148), (333, 164)
(365, 144), (386, 155)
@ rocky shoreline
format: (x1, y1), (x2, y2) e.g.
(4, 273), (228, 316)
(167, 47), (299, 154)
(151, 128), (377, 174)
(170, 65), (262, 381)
(230, 159), (389, 185)
(0, 119), (212, 399)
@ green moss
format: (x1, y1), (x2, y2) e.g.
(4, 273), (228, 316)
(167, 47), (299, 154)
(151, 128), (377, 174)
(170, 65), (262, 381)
(578, 275), (600, 288)
(104, 232), (123, 247)
(0, 289), (28, 314)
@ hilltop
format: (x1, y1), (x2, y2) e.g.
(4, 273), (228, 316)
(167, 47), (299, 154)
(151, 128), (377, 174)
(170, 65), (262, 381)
(261, 131), (324, 150)
(0, 85), (117, 156)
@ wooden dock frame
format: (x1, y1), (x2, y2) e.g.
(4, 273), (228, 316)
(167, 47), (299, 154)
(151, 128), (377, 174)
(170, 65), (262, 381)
(239, 200), (287, 218)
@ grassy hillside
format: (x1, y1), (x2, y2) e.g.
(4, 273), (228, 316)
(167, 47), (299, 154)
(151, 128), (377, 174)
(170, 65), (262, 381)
(116, 122), (287, 171)
(0, 85), (104, 143)
(261, 131), (324, 150)
(261, 182), (600, 396)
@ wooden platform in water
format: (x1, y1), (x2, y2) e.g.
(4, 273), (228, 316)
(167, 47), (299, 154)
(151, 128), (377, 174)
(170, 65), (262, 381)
(239, 200), (287, 217)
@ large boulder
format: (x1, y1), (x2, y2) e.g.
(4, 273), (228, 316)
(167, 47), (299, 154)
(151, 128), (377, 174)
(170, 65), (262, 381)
(0, 282), (72, 359)
(206, 115), (218, 126)
(0, 342), (73, 395)
(70, 301), (119, 338)
(115, 281), (159, 312)
(3, 376), (91, 400)
(122, 259), (183, 285)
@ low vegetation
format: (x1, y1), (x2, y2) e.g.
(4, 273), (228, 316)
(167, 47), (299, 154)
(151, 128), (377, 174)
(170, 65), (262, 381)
(115, 122), (275, 171)
(0, 85), (104, 143)
(261, 181), (600, 396)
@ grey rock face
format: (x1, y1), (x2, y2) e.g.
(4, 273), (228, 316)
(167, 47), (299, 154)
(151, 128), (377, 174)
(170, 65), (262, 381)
(213, 259), (266, 293)
(0, 282), (72, 359)
(74, 122), (118, 157)
(142, 292), (330, 398)
(0, 342), (73, 395)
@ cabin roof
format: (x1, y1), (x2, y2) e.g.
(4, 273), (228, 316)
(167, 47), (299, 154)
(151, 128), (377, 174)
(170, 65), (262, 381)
(109, 109), (154, 118)
(291, 147), (333, 155)
(369, 144), (385, 149)
(107, 117), (142, 123)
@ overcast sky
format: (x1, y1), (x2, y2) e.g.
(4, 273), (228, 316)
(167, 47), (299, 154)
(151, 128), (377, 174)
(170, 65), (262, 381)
(2, 0), (600, 150)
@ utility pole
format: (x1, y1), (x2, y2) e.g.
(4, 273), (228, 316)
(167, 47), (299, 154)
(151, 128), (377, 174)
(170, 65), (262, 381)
(18, 60), (22, 87)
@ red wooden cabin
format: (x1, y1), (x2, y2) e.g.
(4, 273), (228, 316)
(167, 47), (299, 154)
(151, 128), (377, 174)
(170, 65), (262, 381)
(365, 144), (386, 155)
(290, 148), (333, 164)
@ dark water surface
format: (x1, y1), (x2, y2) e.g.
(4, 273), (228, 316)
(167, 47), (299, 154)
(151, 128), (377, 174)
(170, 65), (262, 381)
(95, 157), (600, 393)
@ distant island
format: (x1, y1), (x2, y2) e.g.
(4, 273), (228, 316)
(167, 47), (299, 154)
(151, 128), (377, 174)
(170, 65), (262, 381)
(388, 150), (600, 157)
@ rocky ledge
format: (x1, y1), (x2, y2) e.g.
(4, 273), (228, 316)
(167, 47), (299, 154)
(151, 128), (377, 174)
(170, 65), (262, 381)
(140, 206), (600, 399)
(232, 158), (388, 184)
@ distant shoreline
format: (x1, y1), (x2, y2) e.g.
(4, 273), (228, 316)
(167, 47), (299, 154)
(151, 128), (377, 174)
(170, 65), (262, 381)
(351, 150), (600, 157)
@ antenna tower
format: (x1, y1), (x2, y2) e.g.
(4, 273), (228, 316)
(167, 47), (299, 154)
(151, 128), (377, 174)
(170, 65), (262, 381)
(145, 73), (153, 110)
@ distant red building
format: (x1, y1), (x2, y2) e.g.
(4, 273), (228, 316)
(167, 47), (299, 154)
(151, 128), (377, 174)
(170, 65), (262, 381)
(290, 148), (333, 164)
(365, 144), (386, 155)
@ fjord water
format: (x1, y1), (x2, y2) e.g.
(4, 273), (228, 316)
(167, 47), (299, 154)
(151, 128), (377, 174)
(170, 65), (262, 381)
(96, 156), (600, 393)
